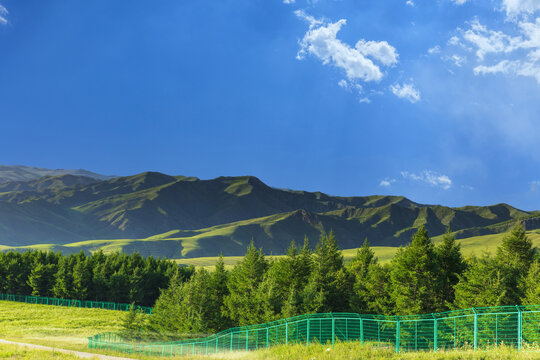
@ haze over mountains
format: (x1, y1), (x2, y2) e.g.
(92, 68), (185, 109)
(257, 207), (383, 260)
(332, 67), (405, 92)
(0, 165), (538, 258)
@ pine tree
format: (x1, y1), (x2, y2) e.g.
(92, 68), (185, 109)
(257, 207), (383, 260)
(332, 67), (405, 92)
(390, 226), (440, 314)
(497, 222), (535, 273)
(72, 257), (92, 300)
(27, 263), (56, 297)
(208, 254), (231, 331)
(436, 229), (466, 310)
(223, 241), (268, 325)
(306, 231), (352, 312)
(495, 222), (536, 304)
(522, 259), (540, 305)
(53, 256), (74, 298)
(453, 254), (507, 308)
(349, 238), (376, 279)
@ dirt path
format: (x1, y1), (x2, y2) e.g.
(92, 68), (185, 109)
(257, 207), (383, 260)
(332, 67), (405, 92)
(0, 339), (136, 360)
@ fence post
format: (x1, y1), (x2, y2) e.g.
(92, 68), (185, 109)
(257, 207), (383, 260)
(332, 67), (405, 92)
(516, 305), (522, 350)
(432, 313), (437, 352)
(395, 316), (400, 354)
(307, 317), (310, 348)
(230, 332), (233, 352)
(360, 317), (364, 346)
(246, 330), (249, 352)
(472, 307), (478, 351)
(266, 325), (269, 348)
(331, 313), (335, 347)
(285, 319), (289, 345)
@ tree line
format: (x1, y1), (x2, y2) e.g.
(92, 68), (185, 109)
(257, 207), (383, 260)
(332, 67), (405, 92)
(146, 223), (540, 336)
(0, 250), (193, 306)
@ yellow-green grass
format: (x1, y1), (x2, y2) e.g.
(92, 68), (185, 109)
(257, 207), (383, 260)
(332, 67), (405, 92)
(0, 344), (82, 359)
(174, 230), (540, 269)
(0, 301), (163, 359)
(1, 300), (539, 360)
(243, 342), (540, 360)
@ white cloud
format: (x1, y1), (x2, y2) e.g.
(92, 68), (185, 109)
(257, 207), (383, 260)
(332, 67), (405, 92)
(463, 19), (522, 61)
(0, 4), (8, 25)
(379, 178), (396, 187)
(283, 0), (295, 4)
(458, 17), (540, 83)
(452, 0), (469, 4)
(502, 0), (540, 20)
(428, 45), (441, 54)
(450, 54), (467, 66)
(530, 180), (540, 192)
(295, 10), (398, 83)
(390, 82), (421, 103)
(406, 0), (415, 7)
(401, 170), (453, 190)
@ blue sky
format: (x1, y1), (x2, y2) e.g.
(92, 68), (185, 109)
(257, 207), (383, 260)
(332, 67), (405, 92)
(1, 0), (539, 210)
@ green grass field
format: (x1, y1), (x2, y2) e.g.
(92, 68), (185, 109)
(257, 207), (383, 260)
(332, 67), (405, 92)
(0, 344), (82, 359)
(1, 301), (540, 359)
(175, 230), (540, 269)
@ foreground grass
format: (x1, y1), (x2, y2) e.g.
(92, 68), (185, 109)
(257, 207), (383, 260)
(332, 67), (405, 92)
(0, 300), (164, 359)
(0, 344), (84, 359)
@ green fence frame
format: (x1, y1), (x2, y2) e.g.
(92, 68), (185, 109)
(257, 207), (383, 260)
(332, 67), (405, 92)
(88, 305), (540, 356)
(0, 293), (152, 314)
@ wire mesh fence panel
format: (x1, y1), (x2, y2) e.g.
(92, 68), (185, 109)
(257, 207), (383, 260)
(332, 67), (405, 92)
(88, 306), (540, 357)
(0, 292), (152, 313)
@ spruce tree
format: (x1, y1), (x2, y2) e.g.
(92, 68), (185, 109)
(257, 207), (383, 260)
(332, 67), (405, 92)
(27, 263), (56, 297)
(453, 254), (506, 308)
(208, 254), (231, 331)
(436, 229), (466, 310)
(223, 241), (268, 325)
(522, 259), (540, 305)
(350, 238), (376, 279)
(390, 226), (440, 314)
(306, 231), (352, 312)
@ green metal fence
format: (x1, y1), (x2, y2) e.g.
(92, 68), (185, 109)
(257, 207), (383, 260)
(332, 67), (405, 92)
(0, 293), (152, 314)
(88, 305), (540, 356)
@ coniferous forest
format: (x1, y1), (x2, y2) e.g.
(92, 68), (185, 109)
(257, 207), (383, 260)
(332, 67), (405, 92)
(147, 223), (539, 336)
(1, 223), (539, 338)
(0, 251), (192, 307)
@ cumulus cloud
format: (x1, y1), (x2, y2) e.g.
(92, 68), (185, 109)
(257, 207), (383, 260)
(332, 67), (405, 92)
(502, 0), (540, 20)
(283, 0), (295, 4)
(379, 178), (396, 187)
(456, 17), (540, 83)
(0, 4), (8, 25)
(390, 82), (421, 103)
(295, 10), (398, 83)
(406, 0), (415, 7)
(453, 0), (469, 4)
(428, 45), (441, 54)
(401, 170), (453, 190)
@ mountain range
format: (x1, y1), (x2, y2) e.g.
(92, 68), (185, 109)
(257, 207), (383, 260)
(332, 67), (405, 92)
(0, 165), (538, 258)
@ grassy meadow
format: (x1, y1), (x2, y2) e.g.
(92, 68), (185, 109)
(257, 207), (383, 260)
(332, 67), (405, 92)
(175, 230), (540, 269)
(0, 344), (82, 360)
(0, 300), (539, 359)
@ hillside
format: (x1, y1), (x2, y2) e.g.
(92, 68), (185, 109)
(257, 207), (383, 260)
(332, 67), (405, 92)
(0, 170), (538, 257)
(0, 165), (112, 183)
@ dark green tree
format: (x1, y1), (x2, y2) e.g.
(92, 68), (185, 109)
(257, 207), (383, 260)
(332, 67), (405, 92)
(305, 231), (352, 312)
(27, 263), (56, 297)
(522, 259), (540, 305)
(436, 229), (466, 310)
(390, 226), (440, 314)
(223, 241), (268, 325)
(453, 254), (507, 308)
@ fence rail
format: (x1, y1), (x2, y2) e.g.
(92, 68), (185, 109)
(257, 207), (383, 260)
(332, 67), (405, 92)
(88, 305), (540, 356)
(0, 293), (152, 314)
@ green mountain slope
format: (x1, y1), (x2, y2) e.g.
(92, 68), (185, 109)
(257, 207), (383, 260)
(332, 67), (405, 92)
(0, 171), (538, 257)
(0, 165), (112, 183)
